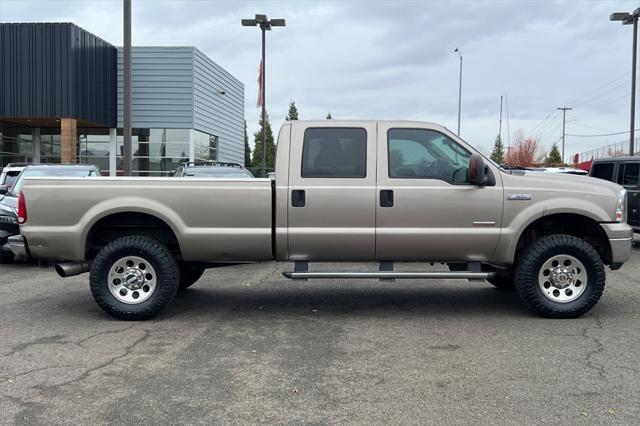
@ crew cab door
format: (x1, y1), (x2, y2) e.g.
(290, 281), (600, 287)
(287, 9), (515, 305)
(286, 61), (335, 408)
(617, 161), (640, 227)
(375, 124), (503, 261)
(287, 122), (377, 260)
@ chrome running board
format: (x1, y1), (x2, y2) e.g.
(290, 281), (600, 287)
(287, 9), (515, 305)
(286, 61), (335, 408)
(283, 271), (493, 280)
(282, 261), (494, 281)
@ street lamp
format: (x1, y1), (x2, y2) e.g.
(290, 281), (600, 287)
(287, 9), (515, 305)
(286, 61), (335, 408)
(611, 8), (640, 156)
(242, 14), (286, 177)
(454, 48), (463, 136)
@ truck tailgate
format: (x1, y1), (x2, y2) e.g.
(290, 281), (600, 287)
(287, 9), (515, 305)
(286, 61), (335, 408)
(20, 177), (273, 262)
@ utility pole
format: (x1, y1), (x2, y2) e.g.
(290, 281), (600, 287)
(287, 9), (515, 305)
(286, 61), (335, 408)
(557, 107), (572, 164)
(610, 8), (640, 156)
(632, 16), (637, 155)
(123, 0), (132, 176)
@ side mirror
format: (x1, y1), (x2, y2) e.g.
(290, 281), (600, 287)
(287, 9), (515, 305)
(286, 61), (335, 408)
(469, 154), (486, 185)
(468, 155), (496, 186)
(0, 184), (8, 195)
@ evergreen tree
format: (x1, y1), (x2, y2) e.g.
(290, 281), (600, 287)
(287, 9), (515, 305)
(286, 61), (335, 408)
(243, 121), (251, 167)
(286, 101), (299, 120)
(546, 143), (562, 165)
(490, 135), (505, 164)
(326, 112), (332, 120)
(251, 113), (276, 172)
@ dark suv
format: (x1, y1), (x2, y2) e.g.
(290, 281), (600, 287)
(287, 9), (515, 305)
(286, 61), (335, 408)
(590, 156), (639, 232)
(173, 161), (254, 178)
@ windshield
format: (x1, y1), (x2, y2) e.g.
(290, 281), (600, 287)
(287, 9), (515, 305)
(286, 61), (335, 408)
(11, 168), (98, 194)
(184, 168), (253, 178)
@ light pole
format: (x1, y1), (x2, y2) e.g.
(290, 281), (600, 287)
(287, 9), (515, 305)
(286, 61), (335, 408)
(611, 8), (640, 156)
(242, 14), (285, 177)
(454, 48), (462, 136)
(557, 107), (572, 164)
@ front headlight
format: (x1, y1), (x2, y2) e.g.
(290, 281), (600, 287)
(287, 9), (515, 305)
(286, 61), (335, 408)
(616, 189), (627, 222)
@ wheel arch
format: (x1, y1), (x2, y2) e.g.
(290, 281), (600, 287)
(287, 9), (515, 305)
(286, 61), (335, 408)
(84, 209), (183, 261)
(508, 212), (612, 266)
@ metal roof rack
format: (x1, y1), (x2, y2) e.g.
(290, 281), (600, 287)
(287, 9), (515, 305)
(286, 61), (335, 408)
(179, 160), (244, 168)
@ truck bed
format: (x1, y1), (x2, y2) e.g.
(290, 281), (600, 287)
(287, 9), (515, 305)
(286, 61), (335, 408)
(20, 177), (274, 262)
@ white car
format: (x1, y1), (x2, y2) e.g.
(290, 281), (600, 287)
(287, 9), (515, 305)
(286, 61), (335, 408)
(0, 163), (29, 192)
(528, 167), (588, 176)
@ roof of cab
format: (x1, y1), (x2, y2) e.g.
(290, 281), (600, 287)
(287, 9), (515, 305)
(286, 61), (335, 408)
(592, 156), (640, 163)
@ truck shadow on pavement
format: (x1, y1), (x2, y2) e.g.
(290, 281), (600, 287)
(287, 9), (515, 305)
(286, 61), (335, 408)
(164, 284), (527, 320)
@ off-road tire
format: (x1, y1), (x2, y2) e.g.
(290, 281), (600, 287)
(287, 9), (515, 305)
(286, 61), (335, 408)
(90, 236), (180, 320)
(179, 264), (205, 291)
(514, 234), (605, 318)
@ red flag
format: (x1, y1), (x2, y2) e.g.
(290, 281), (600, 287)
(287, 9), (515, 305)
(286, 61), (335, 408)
(256, 59), (263, 108)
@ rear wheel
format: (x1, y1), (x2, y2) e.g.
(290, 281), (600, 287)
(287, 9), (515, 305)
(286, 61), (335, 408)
(514, 234), (605, 318)
(90, 236), (180, 320)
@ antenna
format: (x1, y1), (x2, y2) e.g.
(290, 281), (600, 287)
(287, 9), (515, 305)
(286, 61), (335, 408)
(499, 95), (503, 140)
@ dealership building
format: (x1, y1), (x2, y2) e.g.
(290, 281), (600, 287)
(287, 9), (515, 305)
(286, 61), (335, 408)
(0, 22), (245, 175)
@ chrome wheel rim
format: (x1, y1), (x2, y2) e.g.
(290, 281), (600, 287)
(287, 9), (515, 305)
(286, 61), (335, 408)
(538, 254), (587, 303)
(108, 256), (157, 304)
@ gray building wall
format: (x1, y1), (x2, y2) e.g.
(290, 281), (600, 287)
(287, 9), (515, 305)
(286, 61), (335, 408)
(193, 48), (244, 164)
(1, 23), (116, 126)
(116, 46), (244, 164)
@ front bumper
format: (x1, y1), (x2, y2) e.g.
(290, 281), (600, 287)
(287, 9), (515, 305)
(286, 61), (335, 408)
(600, 223), (633, 266)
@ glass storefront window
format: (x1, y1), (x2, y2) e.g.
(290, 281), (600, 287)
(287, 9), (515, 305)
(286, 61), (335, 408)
(192, 129), (218, 161)
(0, 123), (35, 166)
(2, 124), (220, 175)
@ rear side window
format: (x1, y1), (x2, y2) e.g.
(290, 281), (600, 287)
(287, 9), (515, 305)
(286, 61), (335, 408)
(620, 163), (639, 188)
(302, 128), (367, 178)
(591, 163), (614, 181)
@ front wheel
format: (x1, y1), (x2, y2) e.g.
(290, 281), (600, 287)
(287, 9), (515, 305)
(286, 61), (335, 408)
(90, 236), (180, 320)
(514, 235), (605, 318)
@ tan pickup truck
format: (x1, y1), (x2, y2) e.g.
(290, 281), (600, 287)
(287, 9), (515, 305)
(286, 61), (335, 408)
(12, 120), (633, 320)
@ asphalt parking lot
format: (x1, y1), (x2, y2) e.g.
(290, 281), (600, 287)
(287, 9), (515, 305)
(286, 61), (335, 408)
(1, 239), (640, 425)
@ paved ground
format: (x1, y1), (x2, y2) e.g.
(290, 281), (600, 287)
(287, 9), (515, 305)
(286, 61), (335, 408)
(1, 239), (640, 425)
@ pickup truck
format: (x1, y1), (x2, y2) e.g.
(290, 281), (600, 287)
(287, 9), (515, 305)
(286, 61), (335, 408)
(13, 120), (633, 320)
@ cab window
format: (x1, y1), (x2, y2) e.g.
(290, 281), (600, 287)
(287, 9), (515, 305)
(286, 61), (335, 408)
(591, 162), (614, 181)
(388, 128), (471, 184)
(301, 128), (367, 178)
(619, 163), (639, 188)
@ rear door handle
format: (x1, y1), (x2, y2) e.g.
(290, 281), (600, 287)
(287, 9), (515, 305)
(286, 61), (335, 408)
(380, 190), (394, 207)
(292, 190), (306, 207)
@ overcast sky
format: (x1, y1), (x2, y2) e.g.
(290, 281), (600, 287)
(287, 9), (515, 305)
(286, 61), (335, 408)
(1, 0), (639, 157)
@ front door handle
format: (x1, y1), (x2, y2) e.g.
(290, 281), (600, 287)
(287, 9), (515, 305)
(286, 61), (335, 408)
(380, 190), (394, 207)
(292, 190), (306, 207)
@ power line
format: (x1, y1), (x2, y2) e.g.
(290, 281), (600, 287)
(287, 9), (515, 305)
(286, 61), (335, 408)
(571, 122), (617, 133)
(566, 128), (640, 137)
(529, 71), (633, 137)
(567, 72), (631, 106)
